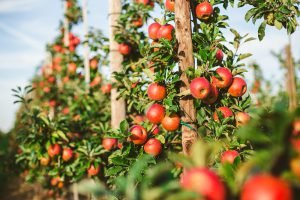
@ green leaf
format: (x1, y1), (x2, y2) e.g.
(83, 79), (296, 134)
(258, 21), (267, 41)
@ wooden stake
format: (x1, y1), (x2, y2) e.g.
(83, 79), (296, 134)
(63, 1), (70, 48)
(82, 0), (90, 88)
(286, 36), (298, 111)
(109, 0), (126, 128)
(175, 0), (198, 155)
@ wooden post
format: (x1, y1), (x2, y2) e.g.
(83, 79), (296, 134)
(175, 0), (198, 155)
(286, 36), (298, 111)
(109, 0), (126, 128)
(82, 0), (90, 88)
(63, 1), (70, 48)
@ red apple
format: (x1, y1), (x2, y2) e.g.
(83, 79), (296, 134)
(181, 167), (226, 200)
(48, 144), (61, 157)
(68, 62), (77, 74)
(213, 107), (233, 121)
(40, 157), (50, 166)
(102, 138), (118, 151)
(235, 112), (250, 126)
(228, 77), (247, 97)
(144, 138), (162, 156)
(161, 114), (180, 131)
(47, 76), (56, 83)
(147, 83), (166, 101)
(101, 84), (112, 94)
(132, 17), (143, 28)
(241, 174), (292, 200)
(146, 104), (165, 124)
(49, 100), (56, 107)
(190, 77), (211, 99)
(196, 1), (214, 20)
(151, 125), (160, 135)
(87, 164), (100, 176)
(292, 120), (300, 136)
(157, 24), (174, 41)
(135, 0), (150, 5)
(62, 107), (70, 115)
(129, 125), (148, 145)
(148, 22), (161, 40)
(212, 67), (233, 88)
(43, 87), (50, 93)
(165, 0), (175, 12)
(62, 148), (73, 162)
(118, 43), (132, 55)
(90, 58), (98, 69)
(90, 76), (101, 87)
(221, 150), (239, 164)
(203, 84), (219, 104)
(216, 49), (224, 62)
(50, 177), (60, 186)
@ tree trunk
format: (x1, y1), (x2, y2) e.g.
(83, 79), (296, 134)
(109, 0), (126, 128)
(82, 0), (90, 89)
(175, 0), (198, 155)
(286, 36), (297, 111)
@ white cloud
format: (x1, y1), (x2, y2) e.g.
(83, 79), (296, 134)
(0, 22), (43, 50)
(0, 0), (39, 13)
(0, 51), (44, 70)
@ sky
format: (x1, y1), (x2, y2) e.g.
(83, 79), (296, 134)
(0, 0), (299, 132)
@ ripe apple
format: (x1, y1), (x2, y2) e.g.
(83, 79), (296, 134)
(146, 104), (165, 124)
(132, 17), (143, 28)
(221, 150), (239, 164)
(47, 76), (56, 83)
(212, 67), (233, 88)
(203, 84), (219, 104)
(181, 167), (226, 200)
(68, 62), (77, 74)
(196, 1), (214, 20)
(235, 112), (250, 127)
(165, 0), (175, 12)
(129, 125), (148, 145)
(43, 87), (50, 93)
(50, 177), (60, 186)
(90, 76), (101, 87)
(40, 157), (50, 166)
(90, 58), (98, 70)
(190, 77), (211, 99)
(148, 22), (161, 40)
(118, 43), (132, 55)
(101, 84), (112, 94)
(87, 164), (100, 176)
(102, 138), (118, 151)
(49, 100), (56, 107)
(228, 77), (247, 97)
(290, 156), (300, 178)
(213, 107), (233, 122)
(216, 49), (224, 62)
(161, 114), (180, 131)
(157, 24), (174, 41)
(151, 124), (160, 135)
(48, 144), (61, 157)
(133, 115), (145, 124)
(62, 107), (70, 115)
(241, 174), (292, 200)
(57, 181), (64, 189)
(293, 120), (300, 136)
(144, 138), (162, 156)
(147, 83), (166, 101)
(135, 0), (150, 5)
(62, 148), (73, 162)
